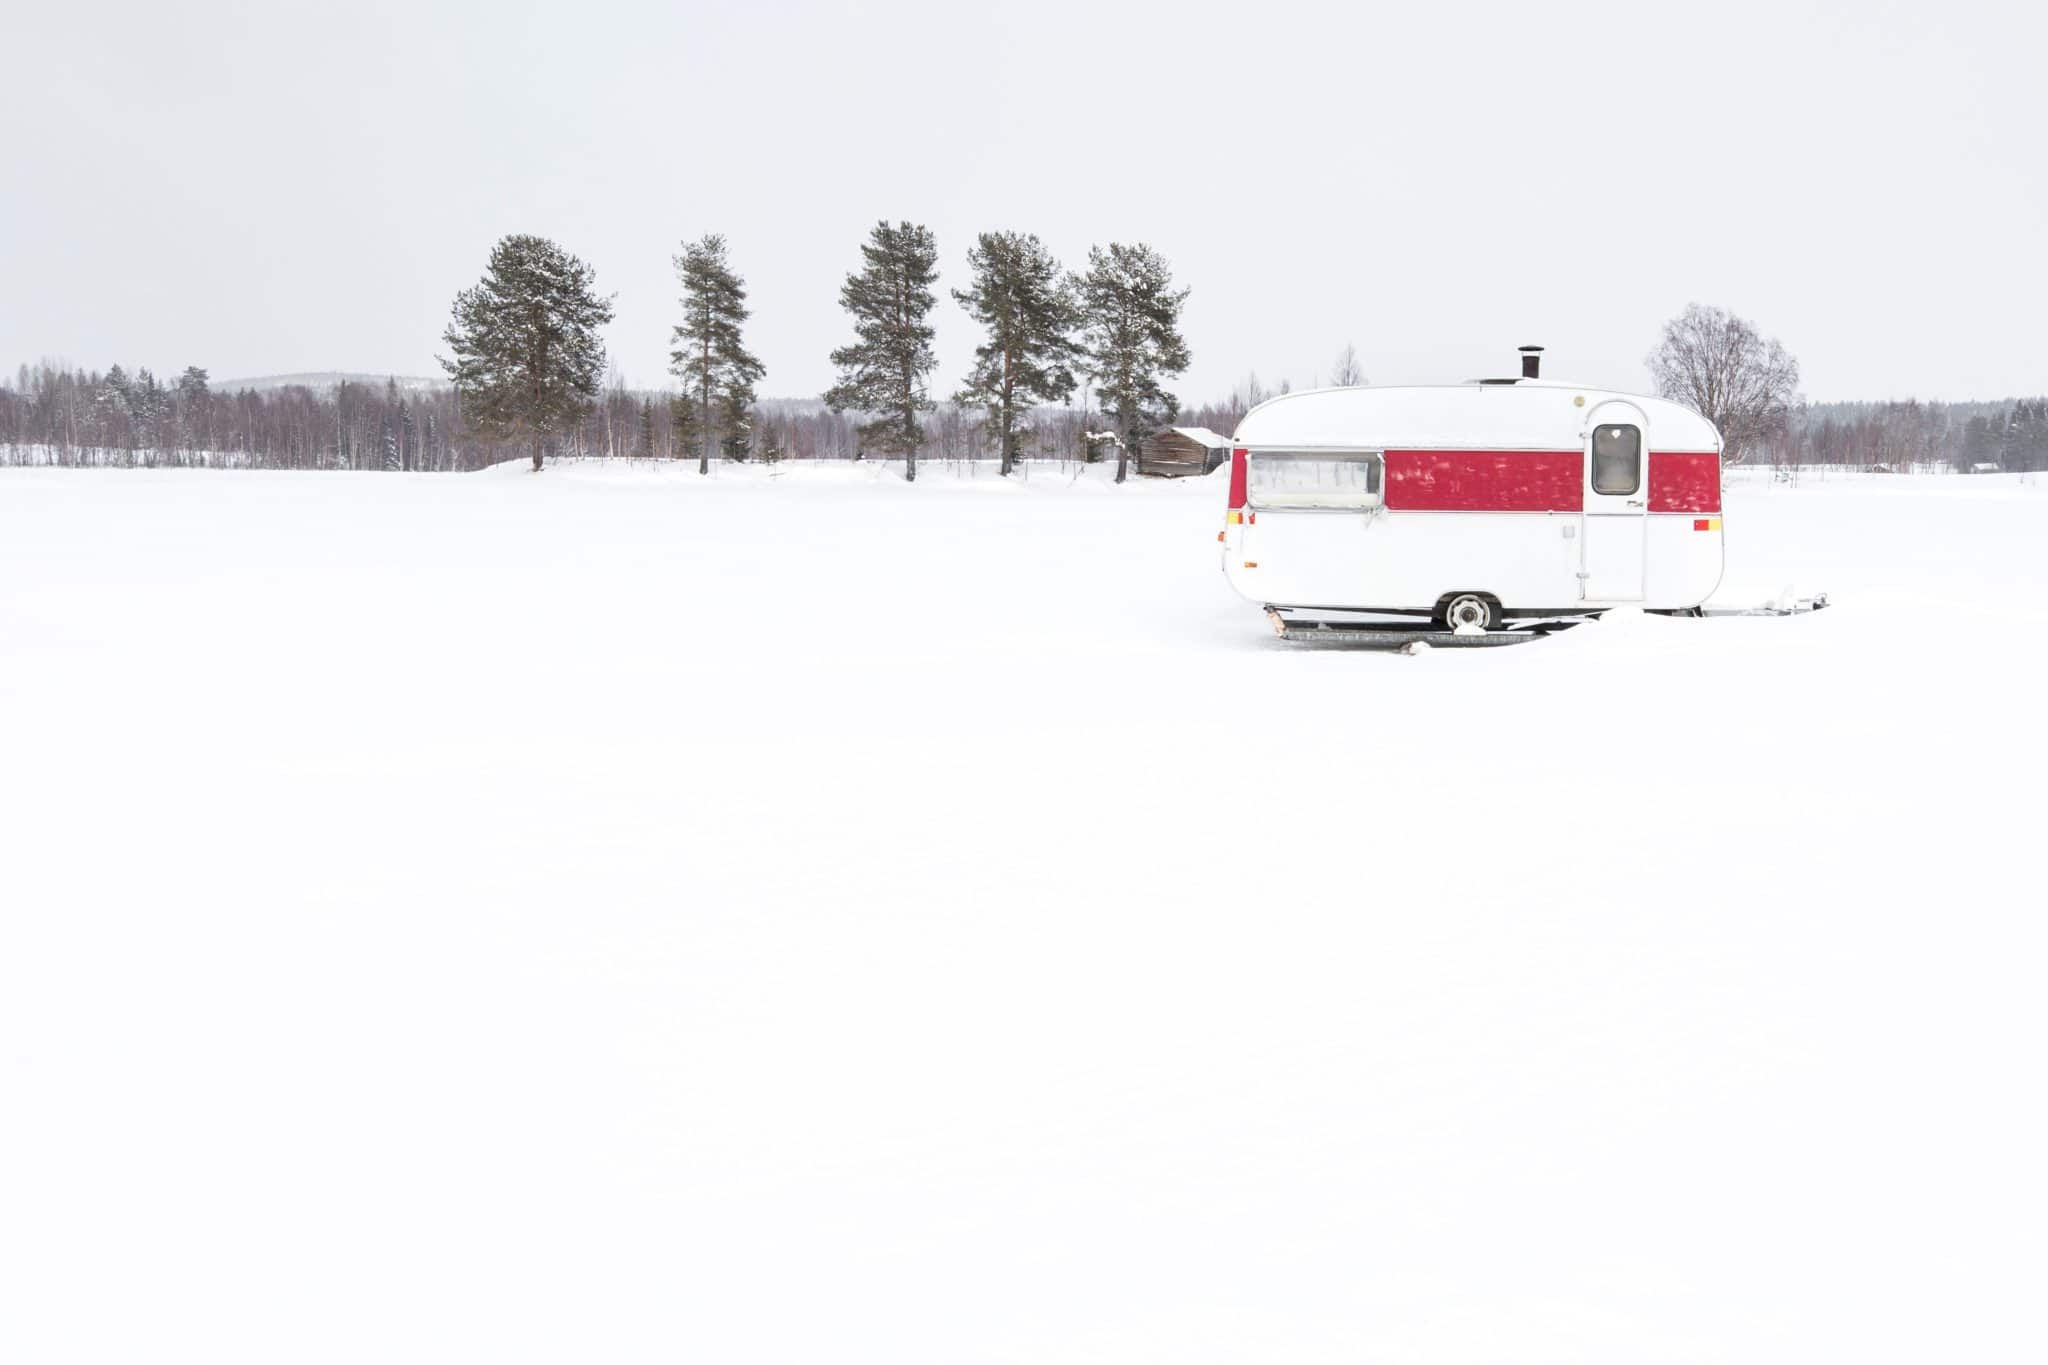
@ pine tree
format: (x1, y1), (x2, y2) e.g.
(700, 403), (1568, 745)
(825, 220), (940, 483)
(952, 232), (1080, 477)
(440, 234), (615, 472)
(638, 397), (657, 459)
(670, 234), (765, 476)
(1077, 243), (1191, 483)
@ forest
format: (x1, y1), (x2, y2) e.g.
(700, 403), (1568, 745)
(3, 359), (2043, 475)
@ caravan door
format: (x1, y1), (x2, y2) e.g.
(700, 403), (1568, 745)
(1580, 402), (1647, 601)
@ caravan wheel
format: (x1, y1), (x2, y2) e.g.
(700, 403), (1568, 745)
(1440, 593), (1500, 633)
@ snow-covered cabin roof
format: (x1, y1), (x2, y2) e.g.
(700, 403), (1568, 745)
(1165, 426), (1232, 449)
(1232, 381), (1721, 452)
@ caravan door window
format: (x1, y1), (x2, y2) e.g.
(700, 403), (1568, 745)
(1591, 424), (1642, 496)
(1247, 452), (1384, 509)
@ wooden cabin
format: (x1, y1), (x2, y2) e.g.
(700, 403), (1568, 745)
(1138, 427), (1231, 478)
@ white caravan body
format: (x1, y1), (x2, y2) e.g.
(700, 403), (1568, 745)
(1218, 378), (1725, 621)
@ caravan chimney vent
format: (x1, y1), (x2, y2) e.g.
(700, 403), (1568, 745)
(1519, 345), (1544, 380)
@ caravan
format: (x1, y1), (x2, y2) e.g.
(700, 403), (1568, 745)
(1220, 348), (1724, 633)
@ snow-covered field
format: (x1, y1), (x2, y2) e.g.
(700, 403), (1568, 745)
(3, 460), (2044, 1364)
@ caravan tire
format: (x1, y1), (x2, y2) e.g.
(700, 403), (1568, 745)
(1439, 593), (1500, 633)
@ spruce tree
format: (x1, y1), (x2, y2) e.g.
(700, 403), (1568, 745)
(669, 392), (700, 462)
(1077, 243), (1191, 483)
(1962, 415), (1995, 470)
(953, 232), (1080, 477)
(638, 397), (657, 459)
(825, 220), (940, 483)
(440, 234), (615, 472)
(177, 366), (211, 457)
(718, 391), (753, 462)
(670, 234), (764, 476)
(756, 413), (785, 464)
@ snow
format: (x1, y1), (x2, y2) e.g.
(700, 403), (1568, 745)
(3, 460), (2045, 1364)
(1235, 382), (1720, 451)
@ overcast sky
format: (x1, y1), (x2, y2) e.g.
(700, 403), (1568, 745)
(5, 0), (2043, 404)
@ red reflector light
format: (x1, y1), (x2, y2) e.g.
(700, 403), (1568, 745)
(1694, 518), (1710, 531)
(1227, 448), (1248, 509)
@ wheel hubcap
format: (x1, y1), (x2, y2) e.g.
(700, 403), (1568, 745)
(1448, 596), (1488, 630)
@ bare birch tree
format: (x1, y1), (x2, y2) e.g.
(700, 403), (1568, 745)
(1646, 303), (1800, 465)
(1330, 343), (1365, 387)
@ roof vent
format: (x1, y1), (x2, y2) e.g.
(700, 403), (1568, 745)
(1519, 345), (1544, 380)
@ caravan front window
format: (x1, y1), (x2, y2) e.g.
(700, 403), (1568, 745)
(1246, 451), (1384, 509)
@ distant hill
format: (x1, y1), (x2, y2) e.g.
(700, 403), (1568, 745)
(209, 378), (843, 409)
(213, 372), (447, 395)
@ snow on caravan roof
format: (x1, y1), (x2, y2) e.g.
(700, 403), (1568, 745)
(1232, 382), (1722, 451)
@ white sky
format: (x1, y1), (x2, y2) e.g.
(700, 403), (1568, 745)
(5, 0), (2044, 404)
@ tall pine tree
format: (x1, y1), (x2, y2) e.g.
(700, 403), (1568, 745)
(1077, 243), (1191, 483)
(825, 221), (940, 483)
(440, 234), (615, 472)
(953, 232), (1080, 477)
(670, 234), (764, 476)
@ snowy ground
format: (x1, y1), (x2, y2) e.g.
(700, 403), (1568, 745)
(3, 460), (2045, 1364)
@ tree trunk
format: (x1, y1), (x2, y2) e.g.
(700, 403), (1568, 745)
(699, 337), (712, 476)
(531, 436), (543, 472)
(999, 347), (1013, 477)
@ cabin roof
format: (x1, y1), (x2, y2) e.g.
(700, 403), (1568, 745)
(1232, 382), (1722, 452)
(1159, 426), (1231, 448)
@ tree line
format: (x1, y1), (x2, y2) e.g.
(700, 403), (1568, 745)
(1754, 398), (2048, 473)
(435, 224), (1189, 483)
(0, 222), (1199, 478)
(0, 362), (1122, 472)
(6, 266), (2041, 475)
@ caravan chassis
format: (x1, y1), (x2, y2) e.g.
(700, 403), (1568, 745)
(1263, 593), (1830, 649)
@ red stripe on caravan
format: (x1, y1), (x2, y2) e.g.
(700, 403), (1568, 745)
(1383, 450), (1582, 512)
(1649, 451), (1721, 513)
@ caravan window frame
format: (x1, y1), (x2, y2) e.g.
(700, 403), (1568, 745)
(1244, 448), (1386, 511)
